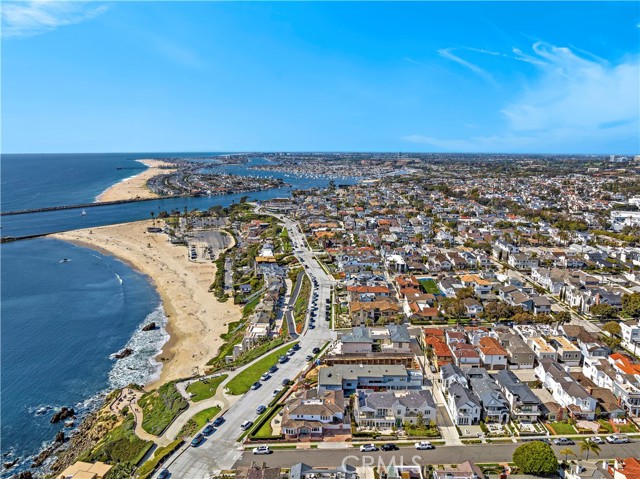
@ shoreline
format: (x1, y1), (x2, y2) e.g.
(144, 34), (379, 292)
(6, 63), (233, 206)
(95, 159), (176, 203)
(51, 219), (241, 390)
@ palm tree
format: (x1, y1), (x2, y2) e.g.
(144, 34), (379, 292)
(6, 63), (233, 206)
(559, 447), (576, 463)
(580, 440), (601, 460)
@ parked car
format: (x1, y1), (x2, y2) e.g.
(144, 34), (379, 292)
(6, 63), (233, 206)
(158, 469), (170, 479)
(251, 382), (261, 390)
(269, 365), (278, 374)
(281, 378), (291, 387)
(212, 417), (224, 427)
(287, 349), (295, 357)
(553, 438), (574, 446)
(256, 405), (266, 414)
(260, 373), (270, 381)
(312, 347), (321, 354)
(306, 355), (313, 361)
(606, 434), (630, 444)
(381, 443), (399, 451)
(202, 424), (215, 436)
(278, 356), (288, 364)
(360, 444), (379, 452)
(293, 343), (301, 351)
(272, 389), (280, 396)
(415, 441), (434, 450)
(191, 433), (204, 447)
(309, 324), (316, 329)
(253, 445), (272, 455)
(241, 420), (253, 431)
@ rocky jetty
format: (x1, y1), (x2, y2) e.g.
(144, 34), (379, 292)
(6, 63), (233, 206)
(141, 322), (156, 331)
(50, 407), (74, 424)
(114, 348), (133, 359)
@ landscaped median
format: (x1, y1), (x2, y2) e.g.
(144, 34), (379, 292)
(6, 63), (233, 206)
(225, 342), (298, 395)
(136, 439), (184, 479)
(178, 406), (221, 437)
(185, 374), (228, 402)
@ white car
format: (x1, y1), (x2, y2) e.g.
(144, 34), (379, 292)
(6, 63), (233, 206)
(587, 437), (604, 444)
(260, 373), (270, 381)
(415, 441), (434, 450)
(606, 434), (630, 444)
(253, 446), (272, 455)
(241, 420), (253, 431)
(359, 444), (378, 452)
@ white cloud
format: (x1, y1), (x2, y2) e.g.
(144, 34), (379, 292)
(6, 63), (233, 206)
(405, 42), (639, 152)
(1, 1), (107, 37)
(437, 48), (495, 84)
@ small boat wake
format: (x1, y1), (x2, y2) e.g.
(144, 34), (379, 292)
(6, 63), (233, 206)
(59, 258), (71, 263)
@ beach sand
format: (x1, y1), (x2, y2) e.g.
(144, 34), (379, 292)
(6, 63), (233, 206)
(52, 220), (241, 390)
(96, 159), (176, 202)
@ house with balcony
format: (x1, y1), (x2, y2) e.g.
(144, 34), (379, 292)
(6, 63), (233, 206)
(535, 359), (597, 420)
(446, 383), (481, 426)
(467, 369), (510, 423)
(528, 336), (558, 361)
(494, 370), (542, 423)
(440, 363), (468, 389)
(280, 389), (348, 440)
(549, 336), (582, 367)
(317, 364), (423, 394)
(354, 389), (436, 430)
(620, 320), (640, 356)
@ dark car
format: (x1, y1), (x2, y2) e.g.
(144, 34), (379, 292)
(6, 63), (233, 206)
(158, 469), (170, 479)
(203, 424), (215, 436)
(312, 347), (321, 354)
(251, 381), (261, 390)
(309, 324), (315, 329)
(212, 417), (224, 427)
(282, 378), (291, 387)
(381, 443), (399, 451)
(293, 343), (301, 351)
(278, 356), (288, 364)
(191, 433), (204, 447)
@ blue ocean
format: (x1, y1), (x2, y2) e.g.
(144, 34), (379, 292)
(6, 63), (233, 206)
(0, 153), (355, 472)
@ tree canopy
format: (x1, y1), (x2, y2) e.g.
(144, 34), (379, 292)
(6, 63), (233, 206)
(513, 441), (559, 475)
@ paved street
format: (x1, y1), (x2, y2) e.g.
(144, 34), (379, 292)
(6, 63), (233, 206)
(234, 442), (640, 469)
(164, 210), (337, 478)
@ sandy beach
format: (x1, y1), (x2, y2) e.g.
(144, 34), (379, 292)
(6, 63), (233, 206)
(96, 159), (176, 202)
(52, 220), (241, 389)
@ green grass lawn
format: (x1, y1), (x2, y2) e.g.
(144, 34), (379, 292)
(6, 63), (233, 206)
(226, 343), (296, 395)
(617, 422), (638, 433)
(178, 406), (221, 437)
(139, 381), (189, 436)
(81, 414), (153, 464)
(186, 374), (228, 402)
(598, 419), (614, 433)
(419, 279), (441, 295)
(548, 421), (577, 435)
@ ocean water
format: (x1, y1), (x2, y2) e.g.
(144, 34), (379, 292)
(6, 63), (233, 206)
(0, 152), (356, 471)
(0, 238), (163, 471)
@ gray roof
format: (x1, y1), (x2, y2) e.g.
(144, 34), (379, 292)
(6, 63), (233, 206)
(319, 364), (410, 386)
(440, 362), (464, 380)
(387, 324), (411, 343)
(359, 389), (435, 410)
(341, 327), (373, 343)
(449, 383), (481, 409)
(494, 370), (541, 405)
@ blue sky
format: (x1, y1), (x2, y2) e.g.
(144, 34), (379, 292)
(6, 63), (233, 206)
(2, 1), (639, 154)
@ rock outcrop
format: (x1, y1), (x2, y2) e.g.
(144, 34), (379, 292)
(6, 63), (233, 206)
(141, 322), (157, 331)
(114, 348), (133, 359)
(50, 408), (74, 424)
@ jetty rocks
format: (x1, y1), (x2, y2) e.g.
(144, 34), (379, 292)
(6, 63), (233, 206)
(141, 322), (157, 331)
(114, 348), (133, 359)
(50, 407), (75, 424)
